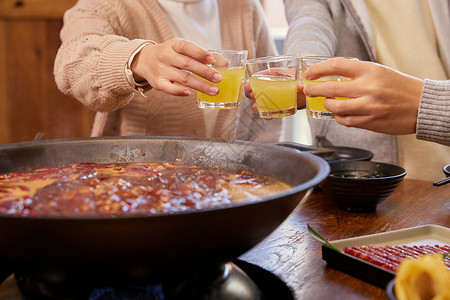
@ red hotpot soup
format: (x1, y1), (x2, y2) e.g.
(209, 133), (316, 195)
(0, 162), (291, 217)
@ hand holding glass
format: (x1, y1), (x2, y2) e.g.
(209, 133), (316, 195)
(246, 55), (299, 119)
(301, 56), (356, 120)
(196, 50), (248, 109)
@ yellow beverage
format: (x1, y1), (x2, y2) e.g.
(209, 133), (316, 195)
(196, 67), (245, 109)
(302, 76), (350, 119)
(249, 74), (298, 118)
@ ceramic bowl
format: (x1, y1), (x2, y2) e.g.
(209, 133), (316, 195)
(444, 164), (450, 177)
(319, 161), (407, 213)
(385, 279), (397, 300)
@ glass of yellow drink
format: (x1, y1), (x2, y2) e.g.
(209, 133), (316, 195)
(300, 56), (356, 120)
(196, 50), (248, 109)
(246, 55), (300, 119)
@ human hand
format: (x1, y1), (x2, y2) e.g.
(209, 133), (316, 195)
(303, 58), (424, 135)
(244, 80), (258, 111)
(131, 38), (222, 96)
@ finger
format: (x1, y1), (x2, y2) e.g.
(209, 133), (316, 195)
(244, 80), (255, 99)
(159, 69), (219, 96)
(324, 97), (380, 116)
(253, 68), (294, 77)
(169, 53), (222, 84)
(304, 58), (362, 80)
(251, 102), (258, 112)
(211, 52), (230, 67)
(297, 84), (306, 109)
(171, 39), (215, 64)
(323, 98), (363, 116)
(167, 40), (222, 83)
(156, 77), (192, 96)
(304, 80), (359, 99)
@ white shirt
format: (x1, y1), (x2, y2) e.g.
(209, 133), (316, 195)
(157, 0), (222, 50)
(157, 0), (222, 137)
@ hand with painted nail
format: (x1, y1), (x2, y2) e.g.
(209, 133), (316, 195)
(303, 58), (424, 135)
(131, 38), (222, 97)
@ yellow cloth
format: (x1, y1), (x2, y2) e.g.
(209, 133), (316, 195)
(365, 0), (450, 181)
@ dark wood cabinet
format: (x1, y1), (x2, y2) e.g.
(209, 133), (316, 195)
(0, 0), (94, 145)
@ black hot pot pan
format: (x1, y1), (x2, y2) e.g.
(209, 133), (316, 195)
(0, 136), (329, 286)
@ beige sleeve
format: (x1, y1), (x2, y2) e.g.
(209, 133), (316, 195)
(53, 2), (153, 112)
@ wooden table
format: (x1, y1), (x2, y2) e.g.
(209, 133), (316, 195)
(241, 179), (450, 300)
(0, 179), (448, 299)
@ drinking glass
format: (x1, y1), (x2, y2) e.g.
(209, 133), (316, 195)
(196, 49), (248, 109)
(301, 56), (356, 120)
(246, 55), (299, 119)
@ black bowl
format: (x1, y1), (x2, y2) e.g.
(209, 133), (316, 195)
(319, 161), (407, 212)
(444, 164), (450, 177)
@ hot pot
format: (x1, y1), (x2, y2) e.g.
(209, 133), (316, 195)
(0, 136), (329, 287)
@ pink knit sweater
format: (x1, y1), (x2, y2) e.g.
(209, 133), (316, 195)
(54, 0), (282, 143)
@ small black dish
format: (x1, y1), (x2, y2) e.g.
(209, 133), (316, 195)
(275, 142), (373, 163)
(444, 164), (450, 177)
(319, 161), (407, 212)
(320, 146), (374, 163)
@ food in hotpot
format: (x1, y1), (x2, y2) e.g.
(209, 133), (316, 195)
(0, 162), (291, 216)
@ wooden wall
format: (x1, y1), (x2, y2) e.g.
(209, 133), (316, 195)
(0, 0), (94, 145)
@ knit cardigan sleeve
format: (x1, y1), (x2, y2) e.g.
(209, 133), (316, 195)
(416, 79), (450, 146)
(54, 0), (153, 112)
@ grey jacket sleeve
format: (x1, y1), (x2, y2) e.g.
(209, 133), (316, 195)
(282, 0), (398, 165)
(283, 0), (337, 56)
(416, 79), (450, 146)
